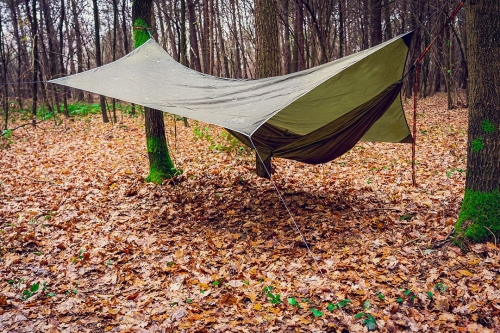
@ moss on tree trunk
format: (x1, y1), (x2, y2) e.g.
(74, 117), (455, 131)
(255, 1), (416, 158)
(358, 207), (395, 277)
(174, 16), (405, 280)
(456, 189), (500, 243)
(455, 0), (500, 244)
(133, 0), (180, 184)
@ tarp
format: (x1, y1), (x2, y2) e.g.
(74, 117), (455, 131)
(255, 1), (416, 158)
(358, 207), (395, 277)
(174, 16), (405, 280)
(50, 32), (413, 165)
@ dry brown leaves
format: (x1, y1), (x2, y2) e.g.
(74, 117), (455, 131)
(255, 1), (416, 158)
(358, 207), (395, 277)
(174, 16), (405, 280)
(1, 94), (499, 332)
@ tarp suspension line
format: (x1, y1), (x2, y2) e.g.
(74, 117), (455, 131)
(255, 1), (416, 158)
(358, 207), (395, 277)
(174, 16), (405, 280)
(248, 137), (352, 329)
(408, 0), (465, 186)
(412, 65), (418, 187)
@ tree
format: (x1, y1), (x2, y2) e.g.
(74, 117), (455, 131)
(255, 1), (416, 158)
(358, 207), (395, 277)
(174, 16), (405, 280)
(132, 0), (181, 184)
(455, 0), (500, 243)
(254, 0), (281, 178)
(92, 0), (109, 123)
(0, 7), (9, 130)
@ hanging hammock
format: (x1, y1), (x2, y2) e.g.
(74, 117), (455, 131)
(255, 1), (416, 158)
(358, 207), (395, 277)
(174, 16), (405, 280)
(50, 31), (414, 170)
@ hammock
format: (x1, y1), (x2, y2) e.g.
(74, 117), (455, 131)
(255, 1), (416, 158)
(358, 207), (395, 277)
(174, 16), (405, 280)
(50, 31), (413, 171)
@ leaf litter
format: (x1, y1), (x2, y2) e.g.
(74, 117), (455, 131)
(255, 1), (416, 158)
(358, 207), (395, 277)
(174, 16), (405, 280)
(0, 94), (499, 332)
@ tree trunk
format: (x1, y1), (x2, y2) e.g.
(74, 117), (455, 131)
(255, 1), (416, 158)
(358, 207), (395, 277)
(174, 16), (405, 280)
(0, 11), (9, 130)
(215, 0), (230, 77)
(7, 0), (24, 110)
(455, 0), (500, 243)
(338, 0), (344, 58)
(254, 0), (281, 178)
(70, 0), (84, 101)
(92, 0), (109, 123)
(186, 0), (202, 72)
(112, 0), (118, 123)
(59, 0), (69, 117)
(383, 0), (392, 40)
(132, 0), (180, 184)
(370, 0), (382, 47)
(29, 0), (39, 125)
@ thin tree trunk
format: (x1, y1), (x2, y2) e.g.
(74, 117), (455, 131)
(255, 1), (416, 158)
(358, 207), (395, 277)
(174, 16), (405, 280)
(0, 11), (9, 130)
(339, 0), (344, 58)
(71, 0), (84, 101)
(7, 0), (23, 110)
(59, 0), (69, 117)
(230, 0), (242, 77)
(133, 0), (180, 184)
(29, 0), (39, 125)
(215, 0), (230, 77)
(180, 0), (188, 66)
(92, 0), (109, 123)
(370, 0), (382, 46)
(112, 0), (118, 123)
(186, 0), (201, 72)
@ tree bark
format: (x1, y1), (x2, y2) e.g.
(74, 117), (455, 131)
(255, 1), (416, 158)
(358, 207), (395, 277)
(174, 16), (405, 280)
(455, 0), (500, 243)
(132, 0), (180, 184)
(186, 0), (202, 72)
(92, 0), (109, 123)
(70, 0), (84, 101)
(0, 11), (9, 130)
(59, 0), (69, 117)
(370, 0), (382, 47)
(29, 0), (39, 125)
(254, 0), (281, 178)
(7, 0), (24, 110)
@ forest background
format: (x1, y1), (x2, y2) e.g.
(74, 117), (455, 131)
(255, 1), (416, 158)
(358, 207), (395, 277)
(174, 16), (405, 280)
(1, 0), (499, 332)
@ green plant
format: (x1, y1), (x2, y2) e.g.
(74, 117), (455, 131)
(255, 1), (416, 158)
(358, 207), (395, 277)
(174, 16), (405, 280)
(1, 129), (13, 148)
(434, 283), (448, 293)
(263, 286), (281, 305)
(72, 249), (85, 264)
(327, 299), (351, 311)
(446, 168), (465, 178)
(355, 312), (377, 331)
(310, 308), (323, 317)
(287, 297), (301, 308)
(21, 283), (40, 300)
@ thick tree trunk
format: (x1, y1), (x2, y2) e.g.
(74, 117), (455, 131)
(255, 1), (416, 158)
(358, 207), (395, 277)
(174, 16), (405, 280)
(455, 0), (500, 243)
(254, 0), (281, 178)
(132, 0), (180, 184)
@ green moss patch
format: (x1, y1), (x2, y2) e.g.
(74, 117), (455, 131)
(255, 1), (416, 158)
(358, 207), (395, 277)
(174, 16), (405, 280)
(481, 119), (496, 134)
(133, 18), (150, 49)
(455, 189), (500, 243)
(471, 137), (484, 152)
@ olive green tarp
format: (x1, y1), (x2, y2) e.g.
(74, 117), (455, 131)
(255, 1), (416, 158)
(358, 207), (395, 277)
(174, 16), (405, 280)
(50, 32), (413, 168)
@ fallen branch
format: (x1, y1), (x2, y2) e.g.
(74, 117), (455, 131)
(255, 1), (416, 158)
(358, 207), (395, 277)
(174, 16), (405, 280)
(7, 118), (52, 132)
(431, 226), (455, 248)
(342, 208), (402, 216)
(21, 175), (63, 187)
(484, 226), (497, 248)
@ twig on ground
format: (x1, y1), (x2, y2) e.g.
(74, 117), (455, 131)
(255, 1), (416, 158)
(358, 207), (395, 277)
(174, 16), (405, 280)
(431, 226), (455, 248)
(484, 226), (497, 247)
(21, 175), (63, 187)
(8, 118), (52, 132)
(342, 208), (402, 216)
(402, 236), (425, 247)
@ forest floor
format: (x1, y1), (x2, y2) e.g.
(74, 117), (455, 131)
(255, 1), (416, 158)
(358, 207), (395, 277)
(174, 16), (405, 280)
(1, 94), (499, 333)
